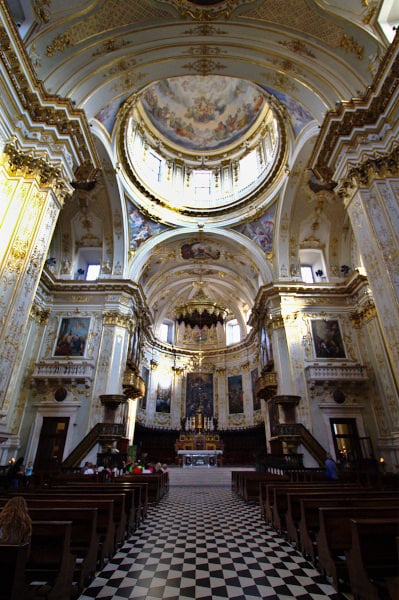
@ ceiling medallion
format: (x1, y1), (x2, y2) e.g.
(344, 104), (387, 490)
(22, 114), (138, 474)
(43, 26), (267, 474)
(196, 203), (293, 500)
(158, 0), (257, 20)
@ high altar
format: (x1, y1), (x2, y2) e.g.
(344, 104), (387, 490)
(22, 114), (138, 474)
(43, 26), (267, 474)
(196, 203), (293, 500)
(175, 406), (223, 467)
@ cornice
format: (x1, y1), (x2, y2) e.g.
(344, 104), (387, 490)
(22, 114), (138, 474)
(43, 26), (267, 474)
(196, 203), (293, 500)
(3, 142), (73, 202)
(338, 144), (399, 200)
(350, 298), (377, 328)
(309, 30), (399, 183)
(0, 3), (98, 173)
(250, 271), (370, 326)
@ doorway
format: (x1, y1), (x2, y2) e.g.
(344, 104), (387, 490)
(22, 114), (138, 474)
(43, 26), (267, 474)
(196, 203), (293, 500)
(330, 418), (362, 467)
(34, 417), (70, 471)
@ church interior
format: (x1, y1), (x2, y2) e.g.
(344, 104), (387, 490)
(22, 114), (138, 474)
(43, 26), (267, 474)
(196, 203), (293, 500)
(1, 0), (398, 476)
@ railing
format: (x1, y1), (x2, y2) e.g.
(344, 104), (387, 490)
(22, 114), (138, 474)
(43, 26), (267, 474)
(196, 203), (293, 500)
(31, 360), (95, 387)
(62, 422), (125, 468)
(305, 364), (368, 384)
(273, 422), (327, 466)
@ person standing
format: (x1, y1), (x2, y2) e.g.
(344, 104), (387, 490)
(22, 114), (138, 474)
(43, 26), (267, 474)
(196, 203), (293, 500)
(325, 452), (339, 480)
(6, 457), (24, 489)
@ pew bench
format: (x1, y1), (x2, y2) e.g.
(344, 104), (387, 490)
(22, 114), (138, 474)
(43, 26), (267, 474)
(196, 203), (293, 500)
(28, 507), (98, 591)
(26, 520), (76, 600)
(298, 494), (399, 563)
(345, 517), (399, 600)
(0, 542), (30, 600)
(316, 506), (399, 592)
(286, 489), (398, 548)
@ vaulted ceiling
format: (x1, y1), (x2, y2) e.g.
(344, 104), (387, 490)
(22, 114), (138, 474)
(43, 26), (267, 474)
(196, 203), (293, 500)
(10, 0), (396, 342)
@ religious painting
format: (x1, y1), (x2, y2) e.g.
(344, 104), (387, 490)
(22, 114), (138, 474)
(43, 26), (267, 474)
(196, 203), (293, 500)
(262, 86), (313, 137)
(54, 317), (90, 357)
(234, 205), (275, 254)
(127, 202), (168, 252)
(140, 366), (149, 410)
(141, 76), (267, 151)
(268, 399), (279, 437)
(192, 326), (208, 343)
(186, 372), (213, 418)
(228, 375), (244, 414)
(311, 319), (346, 359)
(181, 240), (220, 260)
(251, 368), (260, 411)
(156, 382), (171, 413)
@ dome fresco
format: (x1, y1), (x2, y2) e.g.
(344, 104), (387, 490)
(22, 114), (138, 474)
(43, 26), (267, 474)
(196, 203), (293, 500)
(140, 76), (267, 151)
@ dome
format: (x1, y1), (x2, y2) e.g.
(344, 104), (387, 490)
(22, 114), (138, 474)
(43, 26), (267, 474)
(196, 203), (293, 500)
(120, 76), (286, 226)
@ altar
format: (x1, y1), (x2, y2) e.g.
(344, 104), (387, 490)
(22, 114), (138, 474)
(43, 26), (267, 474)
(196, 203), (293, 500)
(178, 449), (223, 468)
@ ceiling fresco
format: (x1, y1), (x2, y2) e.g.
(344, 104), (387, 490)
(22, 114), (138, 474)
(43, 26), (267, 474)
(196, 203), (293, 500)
(140, 76), (267, 151)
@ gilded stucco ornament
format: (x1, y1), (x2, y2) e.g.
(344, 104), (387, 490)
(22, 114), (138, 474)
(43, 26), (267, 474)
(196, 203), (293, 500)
(350, 299), (377, 328)
(158, 0), (256, 20)
(4, 142), (72, 202)
(102, 311), (132, 329)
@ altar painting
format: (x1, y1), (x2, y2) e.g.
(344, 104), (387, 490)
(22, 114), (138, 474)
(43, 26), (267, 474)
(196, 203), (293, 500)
(186, 372), (213, 417)
(251, 368), (260, 410)
(228, 375), (243, 414)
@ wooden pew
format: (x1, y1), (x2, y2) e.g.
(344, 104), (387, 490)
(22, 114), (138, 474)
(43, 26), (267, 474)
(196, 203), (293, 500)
(26, 520), (76, 600)
(10, 497), (116, 568)
(0, 542), (29, 600)
(50, 482), (142, 535)
(25, 490), (126, 548)
(299, 495), (399, 563)
(28, 507), (98, 591)
(235, 472), (288, 503)
(346, 517), (399, 600)
(123, 472), (167, 502)
(316, 506), (399, 592)
(267, 483), (361, 532)
(286, 490), (398, 547)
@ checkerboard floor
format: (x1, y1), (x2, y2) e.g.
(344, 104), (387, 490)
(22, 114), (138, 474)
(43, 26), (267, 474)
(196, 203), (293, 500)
(78, 479), (347, 599)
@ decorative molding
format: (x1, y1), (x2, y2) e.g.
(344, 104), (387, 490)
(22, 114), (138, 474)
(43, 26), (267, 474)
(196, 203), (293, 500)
(160, 0), (255, 20)
(182, 57), (227, 76)
(102, 311), (132, 328)
(46, 33), (71, 57)
(30, 304), (51, 325)
(3, 142), (72, 200)
(310, 33), (399, 182)
(350, 299), (377, 327)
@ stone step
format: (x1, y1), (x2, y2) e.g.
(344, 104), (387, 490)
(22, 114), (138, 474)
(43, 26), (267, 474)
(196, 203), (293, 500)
(168, 466), (254, 487)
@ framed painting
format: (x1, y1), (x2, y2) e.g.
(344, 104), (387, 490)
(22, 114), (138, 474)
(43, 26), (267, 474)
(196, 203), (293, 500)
(186, 372), (213, 417)
(54, 317), (90, 357)
(251, 368), (260, 411)
(156, 383), (171, 413)
(228, 374), (243, 414)
(311, 319), (346, 359)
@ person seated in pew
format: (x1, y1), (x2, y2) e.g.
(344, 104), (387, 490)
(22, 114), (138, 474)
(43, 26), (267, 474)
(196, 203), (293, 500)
(0, 496), (32, 545)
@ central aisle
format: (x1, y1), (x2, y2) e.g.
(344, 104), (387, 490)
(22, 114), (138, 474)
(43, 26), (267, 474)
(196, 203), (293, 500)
(79, 469), (345, 599)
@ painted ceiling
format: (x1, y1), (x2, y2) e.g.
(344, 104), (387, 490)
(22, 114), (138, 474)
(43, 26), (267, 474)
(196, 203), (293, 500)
(140, 76), (267, 151)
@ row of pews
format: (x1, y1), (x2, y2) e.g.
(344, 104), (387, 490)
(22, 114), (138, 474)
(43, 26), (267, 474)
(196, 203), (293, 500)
(233, 470), (399, 600)
(0, 471), (168, 600)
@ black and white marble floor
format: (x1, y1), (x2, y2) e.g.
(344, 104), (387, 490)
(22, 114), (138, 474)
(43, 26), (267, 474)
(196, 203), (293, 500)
(78, 468), (346, 600)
